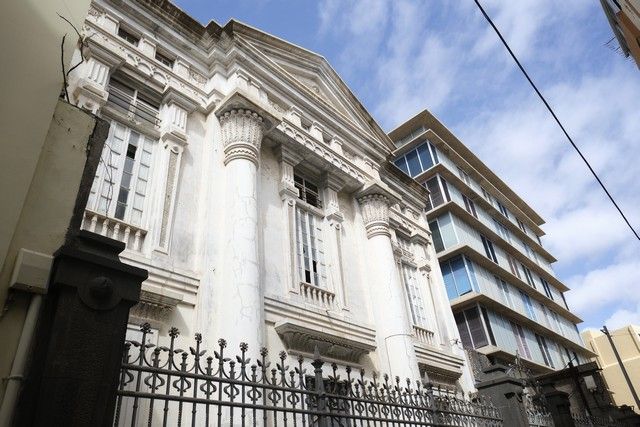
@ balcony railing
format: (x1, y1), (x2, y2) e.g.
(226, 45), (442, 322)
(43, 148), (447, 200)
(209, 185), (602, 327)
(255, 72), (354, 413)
(299, 281), (336, 309)
(106, 85), (160, 127)
(81, 210), (147, 252)
(413, 324), (436, 346)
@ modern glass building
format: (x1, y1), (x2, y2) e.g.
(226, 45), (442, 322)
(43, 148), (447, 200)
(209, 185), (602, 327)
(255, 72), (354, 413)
(389, 110), (594, 375)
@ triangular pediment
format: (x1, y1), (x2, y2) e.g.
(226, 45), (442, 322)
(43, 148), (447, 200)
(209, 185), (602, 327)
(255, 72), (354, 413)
(233, 29), (389, 144)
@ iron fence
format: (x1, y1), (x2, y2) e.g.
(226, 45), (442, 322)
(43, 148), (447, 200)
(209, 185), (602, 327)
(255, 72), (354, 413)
(114, 323), (503, 426)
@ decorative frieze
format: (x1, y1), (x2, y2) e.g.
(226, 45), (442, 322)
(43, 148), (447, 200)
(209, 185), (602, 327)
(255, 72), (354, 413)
(358, 194), (390, 238)
(277, 119), (366, 184)
(219, 109), (264, 166)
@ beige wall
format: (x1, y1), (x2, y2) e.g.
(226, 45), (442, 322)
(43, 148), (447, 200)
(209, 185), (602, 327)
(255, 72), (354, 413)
(0, 101), (99, 402)
(582, 325), (640, 410)
(0, 0), (91, 286)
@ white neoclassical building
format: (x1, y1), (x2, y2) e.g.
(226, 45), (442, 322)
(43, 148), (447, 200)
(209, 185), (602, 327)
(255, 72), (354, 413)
(68, 0), (475, 391)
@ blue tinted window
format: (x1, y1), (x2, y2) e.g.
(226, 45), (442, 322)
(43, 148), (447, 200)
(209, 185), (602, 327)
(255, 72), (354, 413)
(441, 262), (458, 300)
(405, 149), (421, 177)
(417, 143), (434, 170)
(394, 158), (409, 175)
(451, 256), (472, 295)
(430, 143), (439, 164)
(441, 256), (476, 299)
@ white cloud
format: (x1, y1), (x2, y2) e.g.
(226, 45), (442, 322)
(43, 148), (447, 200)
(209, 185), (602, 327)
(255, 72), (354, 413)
(317, 0), (640, 327)
(604, 304), (640, 330)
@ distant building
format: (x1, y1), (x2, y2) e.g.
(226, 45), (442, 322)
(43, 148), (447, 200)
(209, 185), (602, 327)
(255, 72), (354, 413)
(582, 325), (640, 411)
(389, 110), (594, 379)
(600, 0), (640, 68)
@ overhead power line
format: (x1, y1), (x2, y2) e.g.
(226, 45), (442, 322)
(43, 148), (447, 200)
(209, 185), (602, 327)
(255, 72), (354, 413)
(473, 0), (640, 242)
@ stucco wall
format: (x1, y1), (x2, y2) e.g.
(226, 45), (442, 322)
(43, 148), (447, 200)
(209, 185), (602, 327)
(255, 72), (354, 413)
(0, 100), (101, 401)
(0, 0), (92, 279)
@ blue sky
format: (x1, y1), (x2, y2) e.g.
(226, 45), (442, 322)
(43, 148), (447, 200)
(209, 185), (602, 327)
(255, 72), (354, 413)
(174, 0), (640, 331)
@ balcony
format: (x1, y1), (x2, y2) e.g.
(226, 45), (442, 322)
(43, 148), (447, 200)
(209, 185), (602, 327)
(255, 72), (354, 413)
(299, 281), (336, 310)
(81, 209), (147, 252)
(413, 325), (436, 346)
(105, 84), (160, 127)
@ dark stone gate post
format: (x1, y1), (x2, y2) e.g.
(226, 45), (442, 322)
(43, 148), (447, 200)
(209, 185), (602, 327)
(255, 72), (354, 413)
(475, 364), (528, 427)
(15, 230), (147, 427)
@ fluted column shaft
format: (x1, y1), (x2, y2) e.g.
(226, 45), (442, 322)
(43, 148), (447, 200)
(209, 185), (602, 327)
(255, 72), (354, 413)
(216, 109), (264, 353)
(359, 194), (420, 380)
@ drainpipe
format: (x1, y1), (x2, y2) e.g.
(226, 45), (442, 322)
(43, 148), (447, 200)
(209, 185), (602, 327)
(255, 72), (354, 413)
(0, 249), (52, 427)
(0, 294), (42, 427)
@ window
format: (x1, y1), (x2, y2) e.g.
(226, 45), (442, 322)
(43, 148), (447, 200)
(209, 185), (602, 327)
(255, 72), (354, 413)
(519, 291), (536, 320)
(481, 187), (493, 205)
(88, 122), (154, 226)
(424, 175), (450, 210)
(462, 194), (477, 218)
(536, 234), (543, 246)
(496, 201), (510, 219)
(393, 141), (439, 177)
(429, 219), (445, 252)
(535, 334), (554, 368)
(457, 166), (471, 185)
(155, 50), (175, 68)
(481, 235), (498, 264)
(481, 307), (496, 345)
(507, 255), (521, 279)
(540, 303), (552, 328)
(560, 292), (570, 310)
(455, 306), (491, 349)
(441, 255), (478, 300)
(107, 74), (161, 126)
(517, 218), (528, 235)
(493, 219), (511, 243)
(510, 321), (531, 359)
(295, 207), (326, 288)
(521, 264), (536, 288)
(117, 26), (140, 46)
(496, 276), (513, 308)
(294, 175), (322, 208)
(525, 245), (539, 264)
(541, 278), (554, 300)
(402, 265), (429, 327)
(549, 310), (561, 333)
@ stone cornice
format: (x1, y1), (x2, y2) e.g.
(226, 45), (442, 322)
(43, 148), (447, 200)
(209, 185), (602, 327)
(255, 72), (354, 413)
(275, 321), (376, 364)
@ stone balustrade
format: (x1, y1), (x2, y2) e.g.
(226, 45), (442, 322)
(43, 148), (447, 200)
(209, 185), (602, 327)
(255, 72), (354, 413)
(413, 324), (436, 346)
(82, 210), (147, 252)
(299, 281), (336, 309)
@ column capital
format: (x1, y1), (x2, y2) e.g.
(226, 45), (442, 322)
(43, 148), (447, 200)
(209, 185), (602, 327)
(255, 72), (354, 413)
(358, 194), (391, 238)
(219, 108), (264, 166)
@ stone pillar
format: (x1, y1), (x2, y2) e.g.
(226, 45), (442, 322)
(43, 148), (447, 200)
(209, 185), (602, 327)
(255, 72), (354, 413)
(358, 193), (420, 380)
(475, 364), (528, 427)
(216, 109), (264, 353)
(14, 231), (147, 426)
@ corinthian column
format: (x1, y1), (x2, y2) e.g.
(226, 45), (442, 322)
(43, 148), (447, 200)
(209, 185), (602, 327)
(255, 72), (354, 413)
(358, 193), (420, 380)
(216, 109), (264, 353)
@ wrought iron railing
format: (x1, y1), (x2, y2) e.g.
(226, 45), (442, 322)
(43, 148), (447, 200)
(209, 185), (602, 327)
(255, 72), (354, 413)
(114, 323), (503, 426)
(106, 85), (160, 127)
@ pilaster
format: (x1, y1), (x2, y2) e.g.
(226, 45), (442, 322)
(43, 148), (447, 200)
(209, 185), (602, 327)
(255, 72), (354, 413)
(72, 56), (111, 114)
(275, 145), (303, 294)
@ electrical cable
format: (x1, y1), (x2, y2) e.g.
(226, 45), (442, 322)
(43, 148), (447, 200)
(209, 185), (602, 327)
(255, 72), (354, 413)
(473, 0), (640, 242)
